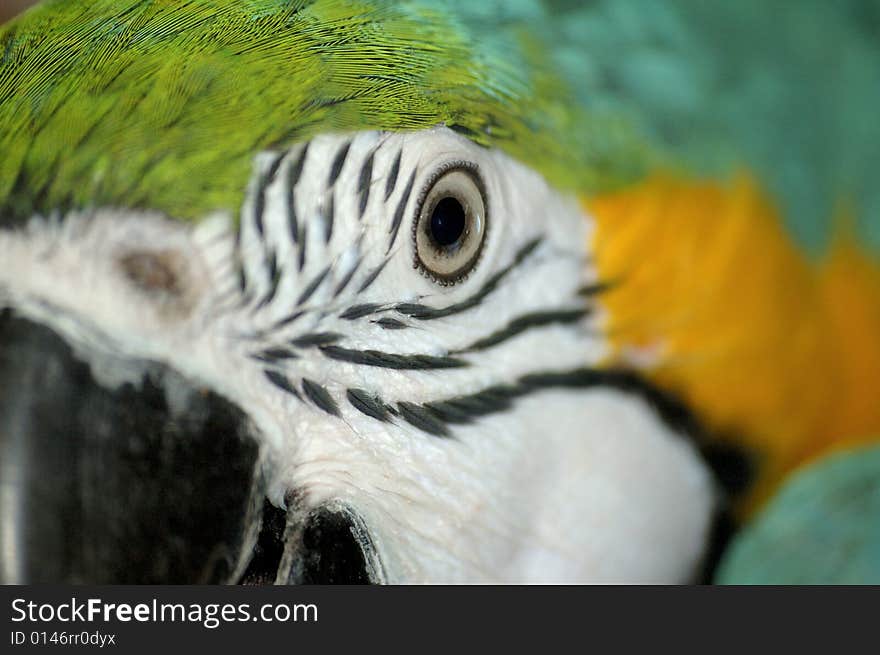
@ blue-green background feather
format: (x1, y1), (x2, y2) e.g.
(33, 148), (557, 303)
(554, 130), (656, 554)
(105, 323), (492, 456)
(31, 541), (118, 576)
(449, 0), (880, 252)
(716, 445), (880, 584)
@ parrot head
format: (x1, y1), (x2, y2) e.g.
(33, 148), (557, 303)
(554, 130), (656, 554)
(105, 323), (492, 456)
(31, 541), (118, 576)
(3, 1), (879, 584)
(0, 1), (717, 583)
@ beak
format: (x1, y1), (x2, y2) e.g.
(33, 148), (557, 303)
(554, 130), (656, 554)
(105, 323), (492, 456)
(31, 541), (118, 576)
(0, 310), (380, 584)
(0, 309), (265, 583)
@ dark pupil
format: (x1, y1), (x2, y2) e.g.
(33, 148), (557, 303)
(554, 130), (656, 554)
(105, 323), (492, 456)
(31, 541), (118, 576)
(429, 196), (466, 247)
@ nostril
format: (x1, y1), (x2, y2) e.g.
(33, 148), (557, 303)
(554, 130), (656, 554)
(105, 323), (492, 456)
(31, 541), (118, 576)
(238, 501), (382, 585)
(295, 507), (376, 584)
(239, 500), (382, 584)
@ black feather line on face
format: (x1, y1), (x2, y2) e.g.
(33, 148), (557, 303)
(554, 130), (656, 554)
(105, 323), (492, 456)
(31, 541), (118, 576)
(396, 401), (450, 437)
(346, 388), (392, 422)
(357, 150), (374, 219)
(356, 258), (390, 293)
(296, 264), (331, 306)
(453, 308), (587, 353)
(298, 223), (308, 272)
(254, 248), (282, 310)
(353, 367), (711, 448)
(270, 309), (306, 331)
(319, 346), (467, 370)
(373, 317), (408, 330)
(333, 256), (362, 297)
(253, 152), (285, 238)
(384, 149), (402, 202)
(387, 170), (417, 254)
(301, 378), (340, 416)
(251, 347), (299, 364)
(263, 369), (302, 400)
(290, 332), (342, 348)
(287, 143), (310, 245)
(322, 193), (335, 244)
(394, 237), (542, 320)
(339, 303), (383, 320)
(328, 140), (352, 188)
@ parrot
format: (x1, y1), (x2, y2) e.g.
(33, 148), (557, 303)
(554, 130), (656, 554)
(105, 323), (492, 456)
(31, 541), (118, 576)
(0, 0), (878, 584)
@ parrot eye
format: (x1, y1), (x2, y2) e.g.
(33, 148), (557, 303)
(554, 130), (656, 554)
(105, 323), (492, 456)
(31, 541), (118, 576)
(413, 163), (487, 285)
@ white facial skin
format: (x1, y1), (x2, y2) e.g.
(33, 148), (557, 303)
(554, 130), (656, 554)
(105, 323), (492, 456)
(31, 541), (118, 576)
(0, 127), (715, 582)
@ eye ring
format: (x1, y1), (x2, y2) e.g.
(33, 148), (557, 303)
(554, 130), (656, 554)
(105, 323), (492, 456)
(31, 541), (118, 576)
(412, 161), (488, 286)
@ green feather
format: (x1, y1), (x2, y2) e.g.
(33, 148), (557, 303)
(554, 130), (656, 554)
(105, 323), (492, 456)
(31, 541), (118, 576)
(0, 0), (651, 225)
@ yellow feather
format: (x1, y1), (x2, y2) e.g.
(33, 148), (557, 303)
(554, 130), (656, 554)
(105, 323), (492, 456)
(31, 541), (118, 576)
(587, 175), (880, 515)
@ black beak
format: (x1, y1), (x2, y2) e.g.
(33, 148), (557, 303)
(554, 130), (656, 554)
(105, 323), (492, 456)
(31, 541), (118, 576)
(0, 310), (264, 583)
(0, 309), (380, 584)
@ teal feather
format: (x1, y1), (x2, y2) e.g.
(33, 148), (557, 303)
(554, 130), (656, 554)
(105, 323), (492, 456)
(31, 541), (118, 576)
(449, 0), (880, 252)
(716, 445), (880, 584)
